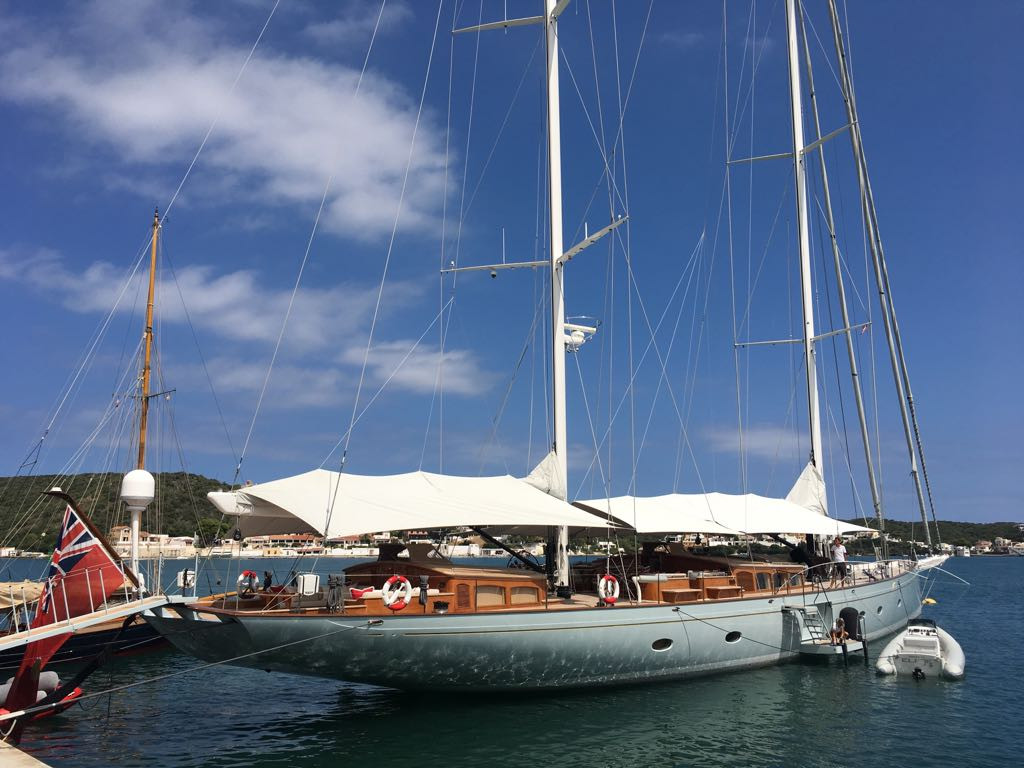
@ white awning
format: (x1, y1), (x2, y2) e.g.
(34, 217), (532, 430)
(208, 469), (616, 538)
(575, 492), (872, 536)
(574, 495), (740, 536)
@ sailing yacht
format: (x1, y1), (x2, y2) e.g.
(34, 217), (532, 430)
(144, 0), (940, 691)
(0, 212), (171, 675)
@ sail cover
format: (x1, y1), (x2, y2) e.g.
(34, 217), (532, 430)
(208, 469), (616, 538)
(785, 461), (829, 516)
(575, 492), (872, 536)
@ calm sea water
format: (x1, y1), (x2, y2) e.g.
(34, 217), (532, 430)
(7, 556), (1019, 767)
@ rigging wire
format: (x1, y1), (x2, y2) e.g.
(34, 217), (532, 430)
(477, 297), (546, 475)
(420, 2), (460, 474)
(335, 0), (445, 482)
(320, 298), (456, 471)
(162, 237), (239, 470)
(233, 0), (388, 488)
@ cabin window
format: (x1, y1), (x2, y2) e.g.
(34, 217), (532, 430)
(755, 573), (770, 590)
(476, 585), (506, 607)
(456, 583), (471, 610)
(510, 586), (539, 605)
(773, 573), (786, 589)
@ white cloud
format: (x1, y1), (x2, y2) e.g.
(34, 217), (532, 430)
(662, 30), (706, 51)
(0, 1), (450, 240)
(2, 247), (492, 408)
(0, 247), (418, 353)
(197, 359), (351, 409)
(341, 340), (495, 396)
(183, 341), (492, 412)
(304, 2), (414, 47)
(705, 424), (804, 460)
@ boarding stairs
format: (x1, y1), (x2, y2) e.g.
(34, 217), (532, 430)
(783, 604), (864, 658)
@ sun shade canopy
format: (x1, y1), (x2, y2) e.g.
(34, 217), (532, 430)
(208, 469), (617, 538)
(575, 493), (873, 536)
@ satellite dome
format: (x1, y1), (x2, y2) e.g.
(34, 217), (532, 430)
(121, 469), (155, 508)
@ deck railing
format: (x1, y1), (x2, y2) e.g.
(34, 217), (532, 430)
(3, 564), (135, 633)
(772, 557), (918, 600)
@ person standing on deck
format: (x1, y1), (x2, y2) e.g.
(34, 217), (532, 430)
(830, 537), (848, 585)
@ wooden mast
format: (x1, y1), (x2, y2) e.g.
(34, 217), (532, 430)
(137, 208), (159, 470)
(129, 208), (159, 590)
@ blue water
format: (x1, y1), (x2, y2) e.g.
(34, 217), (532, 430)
(8, 556), (1019, 767)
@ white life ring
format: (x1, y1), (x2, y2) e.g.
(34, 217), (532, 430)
(598, 573), (620, 604)
(237, 570), (259, 595)
(382, 575), (413, 611)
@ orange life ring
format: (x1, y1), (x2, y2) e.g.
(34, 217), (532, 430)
(381, 574), (413, 611)
(598, 573), (620, 604)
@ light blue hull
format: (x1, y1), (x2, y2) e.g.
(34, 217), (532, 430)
(146, 572), (922, 691)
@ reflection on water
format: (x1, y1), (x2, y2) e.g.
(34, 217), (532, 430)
(11, 557), (1020, 767)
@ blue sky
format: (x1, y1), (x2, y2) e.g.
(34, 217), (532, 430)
(0, 1), (1020, 526)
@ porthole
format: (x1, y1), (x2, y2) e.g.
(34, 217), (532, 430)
(897, 598), (902, 607)
(651, 638), (673, 652)
(876, 606), (883, 615)
(725, 631), (742, 643)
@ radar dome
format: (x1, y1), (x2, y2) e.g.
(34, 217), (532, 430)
(121, 469), (155, 509)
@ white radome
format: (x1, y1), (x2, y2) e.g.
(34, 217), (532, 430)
(121, 469), (155, 509)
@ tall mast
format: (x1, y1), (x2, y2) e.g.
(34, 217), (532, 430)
(796, 3), (884, 548)
(138, 208), (159, 470)
(545, 0), (570, 588)
(785, 0), (826, 503)
(826, 1), (932, 550)
(131, 207), (159, 587)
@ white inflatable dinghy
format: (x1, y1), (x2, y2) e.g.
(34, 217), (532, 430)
(875, 618), (965, 680)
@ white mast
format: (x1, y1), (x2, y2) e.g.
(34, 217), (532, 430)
(785, 0), (826, 505)
(545, 0), (570, 588)
(448, 0), (591, 589)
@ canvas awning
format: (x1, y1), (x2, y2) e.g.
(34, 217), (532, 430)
(575, 493), (872, 537)
(0, 581), (44, 610)
(574, 495), (741, 536)
(208, 469), (617, 538)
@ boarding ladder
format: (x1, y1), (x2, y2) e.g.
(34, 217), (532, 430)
(783, 605), (866, 665)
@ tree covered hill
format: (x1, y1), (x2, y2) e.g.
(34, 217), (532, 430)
(849, 518), (1021, 547)
(0, 472), (231, 550)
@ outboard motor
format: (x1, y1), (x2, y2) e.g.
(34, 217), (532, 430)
(840, 607), (863, 641)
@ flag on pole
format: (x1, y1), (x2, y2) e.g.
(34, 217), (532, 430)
(34, 503), (127, 627)
(5, 500), (130, 713)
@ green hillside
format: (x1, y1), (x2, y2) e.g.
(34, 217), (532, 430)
(0, 472), (231, 551)
(849, 517), (1021, 548)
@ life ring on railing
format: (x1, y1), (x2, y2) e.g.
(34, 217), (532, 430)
(382, 575), (413, 611)
(598, 573), (619, 604)
(237, 570), (259, 594)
